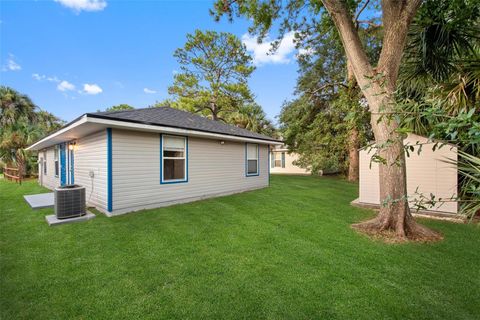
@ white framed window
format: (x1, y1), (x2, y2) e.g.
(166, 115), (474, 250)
(246, 143), (259, 176)
(54, 146), (59, 177)
(43, 151), (47, 175)
(273, 152), (282, 167)
(272, 151), (286, 168)
(161, 135), (187, 183)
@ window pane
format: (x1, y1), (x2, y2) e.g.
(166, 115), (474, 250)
(164, 150), (184, 158)
(164, 159), (185, 181)
(164, 136), (185, 150)
(247, 144), (258, 159)
(275, 160), (282, 167)
(248, 160), (257, 174)
(55, 161), (59, 176)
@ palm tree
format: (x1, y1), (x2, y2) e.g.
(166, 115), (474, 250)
(230, 104), (277, 136)
(0, 86), (38, 126)
(0, 86), (64, 176)
(398, 0), (480, 220)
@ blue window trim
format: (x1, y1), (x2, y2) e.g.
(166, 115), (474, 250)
(245, 143), (260, 177)
(107, 128), (112, 212)
(60, 143), (66, 185)
(160, 133), (189, 184)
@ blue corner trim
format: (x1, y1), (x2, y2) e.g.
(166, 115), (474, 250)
(160, 133), (188, 184)
(245, 142), (260, 177)
(107, 128), (112, 212)
(70, 148), (75, 184)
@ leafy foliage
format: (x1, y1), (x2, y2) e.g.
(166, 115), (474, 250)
(228, 103), (278, 137)
(103, 104), (135, 112)
(274, 5), (377, 176)
(0, 86), (64, 175)
(397, 0), (480, 219)
(168, 30), (255, 121)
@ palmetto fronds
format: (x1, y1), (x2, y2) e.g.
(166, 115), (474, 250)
(457, 151), (480, 220)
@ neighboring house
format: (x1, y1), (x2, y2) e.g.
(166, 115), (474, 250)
(355, 133), (458, 214)
(270, 145), (310, 175)
(27, 107), (282, 216)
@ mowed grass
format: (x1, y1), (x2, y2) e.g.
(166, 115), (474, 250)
(1, 175), (479, 320)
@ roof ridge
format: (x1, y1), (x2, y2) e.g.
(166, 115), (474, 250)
(95, 105), (157, 115)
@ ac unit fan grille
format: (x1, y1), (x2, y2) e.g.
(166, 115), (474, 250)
(54, 185), (86, 219)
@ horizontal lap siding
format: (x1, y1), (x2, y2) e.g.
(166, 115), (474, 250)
(111, 129), (268, 214)
(74, 130), (108, 212)
(38, 147), (60, 190)
(271, 151), (310, 175)
(359, 134), (458, 214)
(405, 136), (457, 213)
(359, 148), (380, 204)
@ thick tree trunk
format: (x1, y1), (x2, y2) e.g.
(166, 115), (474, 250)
(346, 61), (359, 182)
(347, 128), (359, 182)
(353, 98), (440, 240)
(322, 0), (441, 241)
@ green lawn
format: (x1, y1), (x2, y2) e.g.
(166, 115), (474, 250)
(1, 175), (479, 319)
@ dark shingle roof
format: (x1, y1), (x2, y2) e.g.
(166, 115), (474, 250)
(88, 107), (280, 142)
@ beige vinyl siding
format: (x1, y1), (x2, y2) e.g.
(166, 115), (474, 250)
(270, 150), (310, 175)
(38, 147), (60, 190)
(359, 148), (380, 204)
(74, 130), (108, 212)
(111, 129), (269, 215)
(359, 134), (458, 214)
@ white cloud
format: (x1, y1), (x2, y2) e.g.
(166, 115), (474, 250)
(54, 0), (107, 12)
(143, 87), (157, 94)
(242, 32), (296, 66)
(2, 54), (21, 71)
(83, 83), (103, 95)
(57, 80), (75, 91)
(32, 73), (60, 82)
(32, 73), (45, 80)
(47, 76), (60, 82)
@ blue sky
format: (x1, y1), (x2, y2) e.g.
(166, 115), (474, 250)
(0, 0), (301, 123)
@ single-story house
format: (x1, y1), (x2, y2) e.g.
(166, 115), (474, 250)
(27, 107), (282, 216)
(270, 145), (310, 175)
(355, 133), (458, 214)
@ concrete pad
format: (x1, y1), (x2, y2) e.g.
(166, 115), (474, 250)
(24, 193), (54, 210)
(45, 211), (95, 226)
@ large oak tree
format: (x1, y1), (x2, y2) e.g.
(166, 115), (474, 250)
(212, 0), (441, 240)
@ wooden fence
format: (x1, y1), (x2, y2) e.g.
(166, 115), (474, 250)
(4, 167), (22, 184)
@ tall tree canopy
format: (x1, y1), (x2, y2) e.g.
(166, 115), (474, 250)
(0, 86), (64, 175)
(212, 0), (443, 240)
(168, 30), (256, 121)
(278, 9), (379, 179)
(103, 104), (135, 112)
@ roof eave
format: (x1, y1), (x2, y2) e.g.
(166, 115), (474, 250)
(26, 114), (283, 151)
